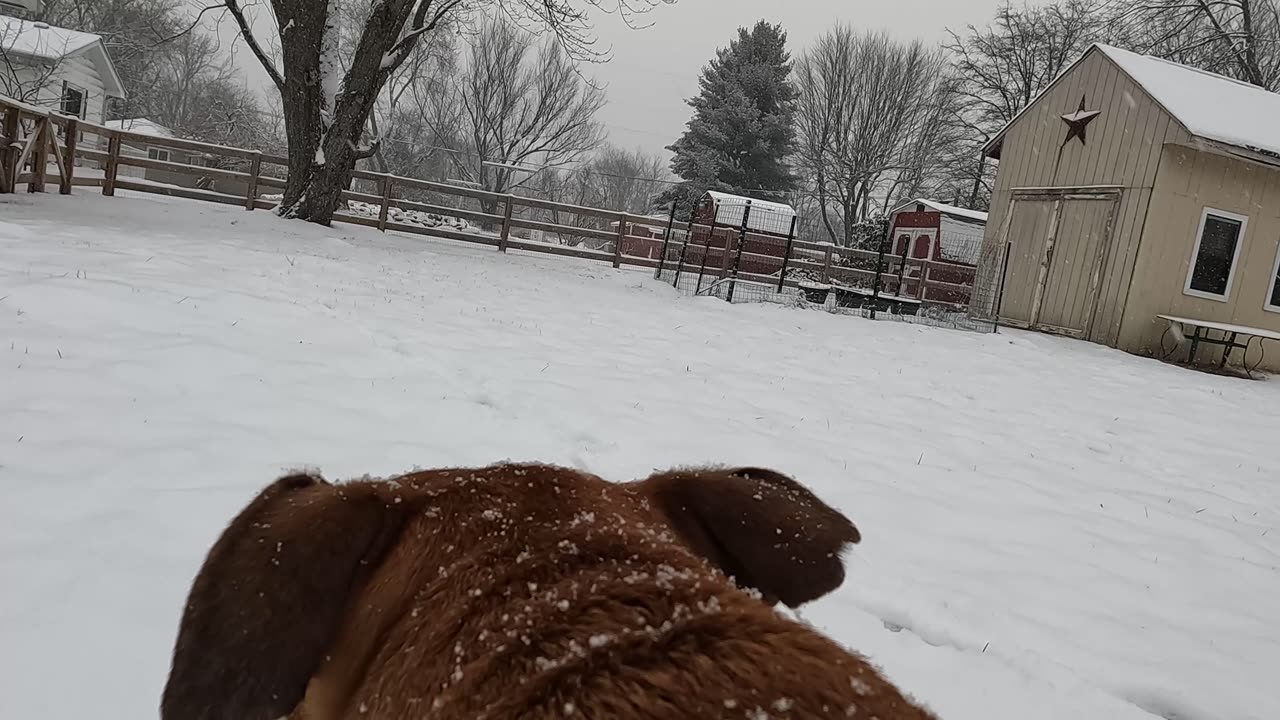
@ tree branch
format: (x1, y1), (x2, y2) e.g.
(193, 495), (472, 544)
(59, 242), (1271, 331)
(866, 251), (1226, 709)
(223, 0), (284, 91)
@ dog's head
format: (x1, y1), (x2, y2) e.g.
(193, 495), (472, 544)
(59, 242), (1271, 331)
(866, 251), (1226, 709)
(159, 463), (860, 720)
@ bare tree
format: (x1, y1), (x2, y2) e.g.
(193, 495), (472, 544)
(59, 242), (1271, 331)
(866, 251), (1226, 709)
(942, 0), (1104, 209)
(792, 27), (956, 245)
(218, 0), (673, 226)
(422, 17), (605, 215)
(1106, 0), (1280, 89)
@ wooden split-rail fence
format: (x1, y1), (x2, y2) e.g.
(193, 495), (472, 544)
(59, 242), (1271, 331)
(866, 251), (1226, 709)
(0, 94), (977, 307)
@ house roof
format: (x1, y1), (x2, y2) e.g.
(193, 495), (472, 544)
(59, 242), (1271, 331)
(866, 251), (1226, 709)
(104, 117), (176, 139)
(890, 198), (988, 225)
(0, 16), (126, 98)
(984, 43), (1280, 162)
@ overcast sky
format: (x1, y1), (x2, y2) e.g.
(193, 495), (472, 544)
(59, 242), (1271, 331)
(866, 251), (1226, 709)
(210, 1), (1012, 164)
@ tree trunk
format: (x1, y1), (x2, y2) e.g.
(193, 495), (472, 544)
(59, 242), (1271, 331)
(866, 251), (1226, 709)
(265, 0), (421, 225)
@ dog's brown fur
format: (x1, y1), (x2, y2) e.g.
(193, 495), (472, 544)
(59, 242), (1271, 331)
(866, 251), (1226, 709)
(161, 463), (937, 720)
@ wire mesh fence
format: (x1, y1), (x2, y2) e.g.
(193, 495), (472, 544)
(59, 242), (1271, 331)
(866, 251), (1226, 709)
(654, 192), (1007, 335)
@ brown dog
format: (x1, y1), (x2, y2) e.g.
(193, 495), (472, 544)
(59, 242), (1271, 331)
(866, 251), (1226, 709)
(160, 462), (937, 720)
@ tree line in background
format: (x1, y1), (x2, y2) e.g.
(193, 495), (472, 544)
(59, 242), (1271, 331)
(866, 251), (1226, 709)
(668, 0), (1280, 247)
(4, 0), (1280, 236)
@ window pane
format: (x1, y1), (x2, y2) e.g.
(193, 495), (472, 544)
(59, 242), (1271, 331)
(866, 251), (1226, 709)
(60, 88), (83, 117)
(1270, 255), (1280, 308)
(1189, 215), (1242, 296)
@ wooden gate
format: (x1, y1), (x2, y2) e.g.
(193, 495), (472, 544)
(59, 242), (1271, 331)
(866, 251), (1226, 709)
(997, 188), (1120, 339)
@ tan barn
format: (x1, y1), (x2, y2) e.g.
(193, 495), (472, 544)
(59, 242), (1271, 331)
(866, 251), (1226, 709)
(974, 43), (1280, 372)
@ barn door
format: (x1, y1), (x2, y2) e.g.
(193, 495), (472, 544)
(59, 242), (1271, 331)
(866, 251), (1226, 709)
(1034, 197), (1117, 337)
(997, 190), (1119, 338)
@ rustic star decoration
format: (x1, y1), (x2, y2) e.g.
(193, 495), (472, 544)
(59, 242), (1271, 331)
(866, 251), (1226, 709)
(1061, 95), (1101, 146)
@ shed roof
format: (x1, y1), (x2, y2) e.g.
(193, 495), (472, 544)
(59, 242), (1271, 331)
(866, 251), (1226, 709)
(984, 43), (1280, 162)
(890, 198), (988, 225)
(0, 16), (126, 98)
(704, 190), (796, 218)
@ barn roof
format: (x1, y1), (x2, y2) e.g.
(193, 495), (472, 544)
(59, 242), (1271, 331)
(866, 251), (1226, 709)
(0, 16), (126, 98)
(984, 43), (1280, 163)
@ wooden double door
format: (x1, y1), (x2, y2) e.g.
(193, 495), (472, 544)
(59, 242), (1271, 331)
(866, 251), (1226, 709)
(997, 189), (1119, 339)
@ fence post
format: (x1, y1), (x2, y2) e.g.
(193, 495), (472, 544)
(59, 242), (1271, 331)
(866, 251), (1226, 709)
(993, 240), (1013, 333)
(377, 175), (393, 231)
(244, 151), (262, 210)
(59, 119), (77, 195)
(820, 243), (833, 284)
(917, 261), (930, 301)
(1, 105), (18, 193)
(612, 213), (626, 268)
(672, 205), (697, 289)
(870, 225), (890, 319)
(695, 212), (719, 295)
(498, 196), (514, 252)
(28, 118), (48, 194)
(726, 200), (752, 303)
(654, 199), (679, 280)
(103, 133), (121, 197)
(776, 214), (797, 293)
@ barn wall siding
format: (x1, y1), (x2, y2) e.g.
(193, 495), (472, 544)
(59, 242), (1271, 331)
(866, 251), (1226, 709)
(1119, 144), (1280, 372)
(978, 50), (1191, 345)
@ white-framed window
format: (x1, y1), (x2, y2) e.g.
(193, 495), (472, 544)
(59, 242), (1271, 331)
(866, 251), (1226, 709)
(148, 147), (171, 163)
(1184, 207), (1248, 302)
(60, 82), (85, 119)
(1265, 240), (1280, 314)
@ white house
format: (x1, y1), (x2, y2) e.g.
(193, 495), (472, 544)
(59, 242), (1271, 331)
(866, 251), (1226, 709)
(0, 14), (125, 125)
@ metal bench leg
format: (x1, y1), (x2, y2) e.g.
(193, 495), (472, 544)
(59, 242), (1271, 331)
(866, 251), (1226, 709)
(1219, 331), (1239, 370)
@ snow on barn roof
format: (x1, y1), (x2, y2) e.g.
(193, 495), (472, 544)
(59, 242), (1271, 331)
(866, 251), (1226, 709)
(104, 118), (177, 139)
(985, 43), (1280, 162)
(0, 16), (126, 98)
(891, 198), (988, 224)
(1096, 44), (1280, 159)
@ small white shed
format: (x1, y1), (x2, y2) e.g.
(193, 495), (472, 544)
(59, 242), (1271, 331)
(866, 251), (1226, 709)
(698, 190), (798, 237)
(0, 15), (126, 124)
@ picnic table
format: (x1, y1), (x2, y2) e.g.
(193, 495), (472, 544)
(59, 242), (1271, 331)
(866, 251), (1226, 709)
(1157, 314), (1280, 378)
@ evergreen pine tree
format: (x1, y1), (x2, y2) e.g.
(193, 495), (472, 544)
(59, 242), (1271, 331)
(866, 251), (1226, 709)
(660, 21), (798, 209)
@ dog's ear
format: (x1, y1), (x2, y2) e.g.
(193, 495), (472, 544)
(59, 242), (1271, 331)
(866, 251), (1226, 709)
(638, 466), (860, 608)
(160, 472), (406, 720)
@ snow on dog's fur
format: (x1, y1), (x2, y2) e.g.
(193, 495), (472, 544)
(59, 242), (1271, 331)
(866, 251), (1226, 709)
(160, 462), (938, 720)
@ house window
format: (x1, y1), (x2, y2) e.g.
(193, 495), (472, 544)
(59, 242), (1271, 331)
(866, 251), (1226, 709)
(1184, 207), (1248, 301)
(60, 82), (85, 119)
(148, 147), (171, 163)
(1266, 242), (1280, 313)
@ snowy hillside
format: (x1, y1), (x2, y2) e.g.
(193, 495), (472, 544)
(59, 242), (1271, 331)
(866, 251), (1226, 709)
(1, 191), (1277, 720)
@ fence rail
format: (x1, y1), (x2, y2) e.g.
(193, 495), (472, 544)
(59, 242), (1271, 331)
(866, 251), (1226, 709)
(0, 93), (978, 313)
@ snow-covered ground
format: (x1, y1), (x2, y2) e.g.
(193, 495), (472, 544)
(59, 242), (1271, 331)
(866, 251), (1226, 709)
(1, 190), (1277, 720)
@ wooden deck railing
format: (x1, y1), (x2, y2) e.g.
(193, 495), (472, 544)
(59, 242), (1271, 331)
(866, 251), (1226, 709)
(1, 93), (976, 306)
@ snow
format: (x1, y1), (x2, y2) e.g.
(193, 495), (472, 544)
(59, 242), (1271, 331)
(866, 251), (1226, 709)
(317, 4), (342, 130)
(1097, 43), (1280, 158)
(103, 118), (177, 140)
(893, 198), (989, 224)
(2, 190), (1279, 720)
(0, 15), (101, 61)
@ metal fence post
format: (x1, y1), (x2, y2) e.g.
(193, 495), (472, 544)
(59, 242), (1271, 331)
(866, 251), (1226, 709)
(612, 213), (626, 268)
(993, 240), (1013, 333)
(245, 151), (262, 210)
(377, 175), (393, 231)
(102, 132), (121, 197)
(726, 200), (752, 303)
(776, 214), (797, 293)
(672, 204), (697, 290)
(654, 199), (679, 280)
